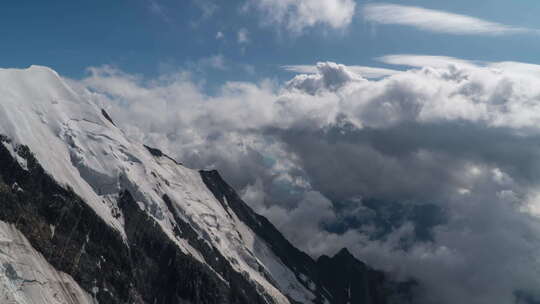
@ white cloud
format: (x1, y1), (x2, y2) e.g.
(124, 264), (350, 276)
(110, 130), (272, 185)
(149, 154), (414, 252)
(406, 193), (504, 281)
(260, 191), (338, 254)
(379, 54), (540, 79)
(286, 62), (364, 94)
(378, 54), (478, 69)
(245, 0), (356, 34)
(75, 58), (540, 303)
(216, 31), (224, 40)
(283, 64), (400, 79)
(193, 0), (217, 19)
(489, 61), (540, 77)
(198, 54), (227, 70)
(242, 64), (256, 75)
(147, 0), (171, 23)
(363, 3), (536, 35)
(237, 28), (249, 44)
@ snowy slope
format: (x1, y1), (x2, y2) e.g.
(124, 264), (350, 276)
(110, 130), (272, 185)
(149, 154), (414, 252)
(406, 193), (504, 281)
(0, 220), (94, 304)
(0, 66), (315, 304)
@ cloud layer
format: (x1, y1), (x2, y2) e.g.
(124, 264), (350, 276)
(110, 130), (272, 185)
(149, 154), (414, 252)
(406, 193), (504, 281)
(363, 3), (535, 35)
(74, 59), (540, 303)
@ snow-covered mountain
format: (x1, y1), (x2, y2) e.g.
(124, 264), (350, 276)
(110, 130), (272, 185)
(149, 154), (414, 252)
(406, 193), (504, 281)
(0, 66), (412, 304)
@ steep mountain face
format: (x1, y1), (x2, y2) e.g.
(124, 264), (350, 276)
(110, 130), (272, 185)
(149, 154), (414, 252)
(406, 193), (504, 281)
(0, 66), (413, 304)
(201, 171), (415, 304)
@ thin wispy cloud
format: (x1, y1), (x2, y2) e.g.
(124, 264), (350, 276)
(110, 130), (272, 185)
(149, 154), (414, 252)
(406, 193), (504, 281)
(193, 0), (217, 19)
(363, 3), (535, 35)
(244, 0), (356, 34)
(198, 54), (227, 70)
(147, 0), (172, 24)
(378, 54), (540, 78)
(378, 54), (479, 69)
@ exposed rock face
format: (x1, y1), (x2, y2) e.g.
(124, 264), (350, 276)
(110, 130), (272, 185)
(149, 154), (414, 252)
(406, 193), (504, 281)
(315, 249), (415, 304)
(0, 66), (414, 304)
(201, 170), (415, 304)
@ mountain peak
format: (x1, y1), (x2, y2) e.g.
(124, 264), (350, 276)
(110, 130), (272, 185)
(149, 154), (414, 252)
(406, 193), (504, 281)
(335, 247), (354, 259)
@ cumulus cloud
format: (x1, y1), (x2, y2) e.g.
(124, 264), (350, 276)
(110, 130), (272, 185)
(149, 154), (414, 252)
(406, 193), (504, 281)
(259, 191), (339, 253)
(286, 62), (364, 94)
(244, 0), (356, 33)
(75, 59), (540, 303)
(283, 64), (400, 79)
(363, 3), (537, 36)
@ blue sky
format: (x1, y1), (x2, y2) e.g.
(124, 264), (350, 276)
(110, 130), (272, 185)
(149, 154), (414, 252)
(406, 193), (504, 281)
(2, 0), (540, 91)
